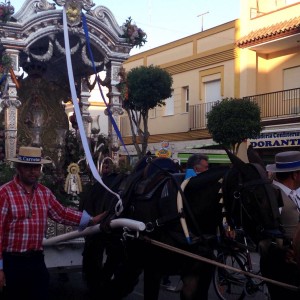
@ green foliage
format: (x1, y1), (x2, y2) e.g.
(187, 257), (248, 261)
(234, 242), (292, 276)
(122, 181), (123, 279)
(0, 163), (14, 185)
(125, 65), (173, 113)
(40, 173), (72, 206)
(0, 3), (14, 23)
(118, 65), (173, 158)
(0, 53), (12, 80)
(64, 129), (85, 167)
(207, 98), (262, 153)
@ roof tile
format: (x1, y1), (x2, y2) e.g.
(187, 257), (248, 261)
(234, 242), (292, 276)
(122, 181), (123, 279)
(237, 16), (300, 47)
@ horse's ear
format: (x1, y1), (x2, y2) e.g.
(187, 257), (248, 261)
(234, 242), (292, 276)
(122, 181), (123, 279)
(247, 145), (266, 170)
(224, 147), (247, 169)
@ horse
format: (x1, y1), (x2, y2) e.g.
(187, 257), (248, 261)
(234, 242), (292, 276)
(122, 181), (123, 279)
(80, 151), (282, 300)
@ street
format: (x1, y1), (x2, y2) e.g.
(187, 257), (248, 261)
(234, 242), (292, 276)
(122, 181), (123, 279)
(48, 252), (269, 300)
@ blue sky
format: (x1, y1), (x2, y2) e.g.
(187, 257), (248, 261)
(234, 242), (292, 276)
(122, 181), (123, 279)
(12, 0), (240, 55)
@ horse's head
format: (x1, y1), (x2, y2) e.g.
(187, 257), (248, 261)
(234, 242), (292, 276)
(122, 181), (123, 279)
(223, 148), (283, 244)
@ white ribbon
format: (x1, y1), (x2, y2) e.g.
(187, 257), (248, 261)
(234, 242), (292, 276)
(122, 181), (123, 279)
(62, 8), (123, 215)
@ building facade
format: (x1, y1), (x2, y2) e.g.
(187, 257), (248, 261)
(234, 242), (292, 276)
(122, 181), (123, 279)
(121, 0), (300, 165)
(122, 20), (239, 164)
(238, 0), (300, 163)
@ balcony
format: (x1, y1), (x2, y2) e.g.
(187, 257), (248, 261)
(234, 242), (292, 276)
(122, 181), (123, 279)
(190, 88), (300, 130)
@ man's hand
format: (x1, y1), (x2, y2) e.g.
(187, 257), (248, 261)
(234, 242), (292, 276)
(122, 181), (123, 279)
(90, 211), (109, 225)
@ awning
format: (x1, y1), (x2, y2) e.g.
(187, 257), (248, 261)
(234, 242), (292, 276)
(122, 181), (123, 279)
(178, 153), (230, 164)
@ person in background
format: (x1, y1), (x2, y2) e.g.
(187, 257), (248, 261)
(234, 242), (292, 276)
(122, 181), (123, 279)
(0, 146), (107, 300)
(185, 153), (209, 179)
(260, 151), (300, 300)
(162, 153), (209, 289)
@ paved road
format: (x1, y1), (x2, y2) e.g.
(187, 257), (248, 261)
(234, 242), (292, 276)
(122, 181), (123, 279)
(49, 252), (269, 299)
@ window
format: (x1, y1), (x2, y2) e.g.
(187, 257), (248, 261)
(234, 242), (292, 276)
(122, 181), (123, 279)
(283, 66), (300, 90)
(204, 80), (221, 117)
(204, 80), (221, 103)
(182, 86), (189, 113)
(164, 90), (174, 116)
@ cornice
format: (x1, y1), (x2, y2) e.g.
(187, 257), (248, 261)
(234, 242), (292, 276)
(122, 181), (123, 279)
(125, 20), (238, 63)
(163, 48), (237, 75)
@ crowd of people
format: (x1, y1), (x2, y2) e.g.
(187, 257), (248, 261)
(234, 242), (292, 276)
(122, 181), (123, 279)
(0, 146), (300, 299)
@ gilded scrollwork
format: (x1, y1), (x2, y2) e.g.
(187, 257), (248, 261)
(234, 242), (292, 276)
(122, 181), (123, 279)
(54, 0), (95, 11)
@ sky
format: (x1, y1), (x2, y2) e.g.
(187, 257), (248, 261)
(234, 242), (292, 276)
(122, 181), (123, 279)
(12, 0), (240, 55)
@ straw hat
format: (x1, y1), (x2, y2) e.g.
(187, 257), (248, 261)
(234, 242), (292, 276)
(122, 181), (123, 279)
(266, 151), (300, 173)
(7, 146), (52, 164)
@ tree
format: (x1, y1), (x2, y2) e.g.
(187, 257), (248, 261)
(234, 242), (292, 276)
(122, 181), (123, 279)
(207, 98), (262, 154)
(118, 65), (173, 158)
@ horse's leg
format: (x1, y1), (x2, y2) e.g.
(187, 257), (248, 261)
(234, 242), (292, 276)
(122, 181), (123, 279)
(82, 234), (105, 295)
(102, 240), (144, 299)
(143, 266), (162, 300)
(180, 261), (214, 300)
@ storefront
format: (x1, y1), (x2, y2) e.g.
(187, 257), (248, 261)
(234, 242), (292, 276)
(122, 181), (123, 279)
(248, 126), (300, 164)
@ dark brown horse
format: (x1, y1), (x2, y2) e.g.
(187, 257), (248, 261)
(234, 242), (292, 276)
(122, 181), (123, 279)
(81, 152), (282, 300)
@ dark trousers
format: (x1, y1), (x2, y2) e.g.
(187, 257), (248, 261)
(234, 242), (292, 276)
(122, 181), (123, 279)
(259, 242), (300, 300)
(3, 251), (50, 300)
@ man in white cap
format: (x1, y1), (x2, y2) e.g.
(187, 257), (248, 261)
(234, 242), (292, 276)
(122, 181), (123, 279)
(261, 151), (300, 300)
(0, 146), (107, 300)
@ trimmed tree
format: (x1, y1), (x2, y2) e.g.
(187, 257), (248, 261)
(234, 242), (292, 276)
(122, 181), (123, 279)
(118, 65), (173, 158)
(207, 98), (262, 154)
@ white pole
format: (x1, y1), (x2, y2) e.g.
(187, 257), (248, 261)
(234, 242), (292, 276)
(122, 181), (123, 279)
(43, 219), (146, 246)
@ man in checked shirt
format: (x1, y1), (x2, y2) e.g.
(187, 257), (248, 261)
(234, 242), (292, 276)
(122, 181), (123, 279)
(0, 146), (107, 300)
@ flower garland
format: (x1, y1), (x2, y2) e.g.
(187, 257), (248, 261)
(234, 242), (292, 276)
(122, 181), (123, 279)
(121, 17), (147, 48)
(0, 1), (14, 23)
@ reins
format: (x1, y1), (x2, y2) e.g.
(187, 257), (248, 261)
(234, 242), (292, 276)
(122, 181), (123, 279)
(143, 237), (300, 292)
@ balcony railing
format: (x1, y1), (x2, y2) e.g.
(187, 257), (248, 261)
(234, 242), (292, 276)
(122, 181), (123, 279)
(190, 88), (300, 130)
(243, 88), (300, 119)
(189, 101), (217, 130)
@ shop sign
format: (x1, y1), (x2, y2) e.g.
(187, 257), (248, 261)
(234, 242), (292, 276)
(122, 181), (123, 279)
(249, 131), (300, 148)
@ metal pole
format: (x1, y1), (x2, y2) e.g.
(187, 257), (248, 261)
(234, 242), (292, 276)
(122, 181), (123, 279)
(197, 11), (209, 32)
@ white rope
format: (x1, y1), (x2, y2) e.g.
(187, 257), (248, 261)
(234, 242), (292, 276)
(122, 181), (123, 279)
(62, 8), (123, 215)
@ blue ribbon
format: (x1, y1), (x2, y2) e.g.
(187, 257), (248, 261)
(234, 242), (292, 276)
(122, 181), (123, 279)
(0, 74), (7, 85)
(276, 160), (300, 169)
(18, 155), (41, 162)
(81, 13), (130, 157)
